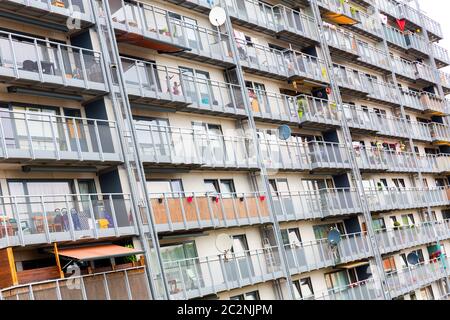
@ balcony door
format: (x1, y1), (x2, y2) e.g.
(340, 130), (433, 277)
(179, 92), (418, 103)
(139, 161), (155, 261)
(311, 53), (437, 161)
(225, 234), (255, 284)
(192, 122), (226, 163)
(269, 179), (294, 216)
(281, 228), (306, 269)
(134, 117), (170, 159)
(180, 67), (214, 107)
(302, 178), (335, 214)
(168, 13), (200, 50)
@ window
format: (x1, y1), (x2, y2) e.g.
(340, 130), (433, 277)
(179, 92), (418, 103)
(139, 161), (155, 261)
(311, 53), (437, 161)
(372, 217), (386, 231)
(392, 179), (406, 189)
(313, 222), (346, 240)
(420, 286), (435, 300)
(383, 256), (396, 273)
(134, 117), (170, 156)
(401, 214), (415, 226)
(180, 68), (213, 105)
(302, 178), (334, 191)
(325, 270), (350, 291)
(230, 290), (260, 300)
(293, 278), (314, 300)
(204, 179), (235, 197)
(281, 228), (302, 246)
(147, 179), (184, 198)
(231, 234), (249, 254)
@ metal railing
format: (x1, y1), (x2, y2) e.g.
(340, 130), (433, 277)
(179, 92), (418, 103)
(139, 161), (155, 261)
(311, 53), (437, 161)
(431, 43), (450, 65)
(273, 4), (318, 41)
(286, 232), (372, 275)
(5, 0), (92, 18)
(357, 42), (390, 71)
(259, 137), (351, 171)
(376, 220), (450, 254)
(351, 10), (383, 39)
(249, 89), (298, 123)
(119, 57), (244, 114)
(0, 193), (136, 248)
(386, 258), (450, 298)
(398, 3), (443, 39)
(297, 95), (341, 126)
(430, 122), (450, 142)
(109, 1), (232, 61)
(383, 25), (406, 48)
(0, 30), (106, 91)
(272, 188), (362, 221)
(420, 92), (448, 114)
(415, 62), (437, 83)
(323, 23), (359, 56)
(0, 267), (150, 300)
(401, 89), (423, 111)
(333, 64), (368, 93)
(392, 56), (417, 80)
(155, 246), (284, 299)
(367, 79), (398, 104)
(365, 187), (449, 212)
(0, 109), (121, 162)
(405, 32), (429, 56)
(317, 0), (357, 20)
(135, 124), (256, 169)
(311, 278), (384, 300)
(147, 191), (271, 232)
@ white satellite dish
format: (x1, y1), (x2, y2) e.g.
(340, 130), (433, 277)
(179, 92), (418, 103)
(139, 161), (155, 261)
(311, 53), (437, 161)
(215, 233), (233, 253)
(209, 7), (226, 27)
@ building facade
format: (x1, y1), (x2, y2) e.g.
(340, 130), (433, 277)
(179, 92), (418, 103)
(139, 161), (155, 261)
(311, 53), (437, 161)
(0, 0), (449, 300)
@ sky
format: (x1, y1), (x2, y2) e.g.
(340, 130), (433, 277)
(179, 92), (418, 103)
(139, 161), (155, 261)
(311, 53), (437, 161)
(418, 0), (450, 72)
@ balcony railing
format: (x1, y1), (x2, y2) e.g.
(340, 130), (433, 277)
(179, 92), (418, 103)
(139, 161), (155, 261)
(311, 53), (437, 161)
(283, 50), (329, 83)
(0, 0), (93, 24)
(401, 89), (423, 111)
(386, 259), (450, 298)
(365, 187), (449, 212)
(119, 57), (245, 115)
(392, 57), (417, 80)
(286, 232), (372, 275)
(376, 0), (400, 18)
(367, 80), (398, 105)
(259, 138), (351, 171)
(0, 193), (136, 248)
(298, 95), (341, 127)
(108, 1), (233, 65)
(317, 0), (357, 21)
(374, 114), (409, 139)
(415, 62), (437, 84)
(431, 43), (450, 66)
(342, 105), (379, 132)
(405, 33), (429, 56)
(0, 110), (121, 163)
(323, 24), (359, 56)
(0, 31), (106, 93)
(351, 10), (383, 39)
(273, 188), (362, 221)
(135, 124), (257, 169)
(376, 220), (450, 255)
(439, 70), (450, 90)
(420, 92), (448, 114)
(383, 25), (406, 48)
(147, 191), (270, 232)
(437, 154), (450, 172)
(430, 123), (450, 142)
(155, 246), (284, 299)
(0, 267), (150, 300)
(272, 4), (319, 41)
(399, 3), (443, 39)
(333, 64), (368, 94)
(357, 42), (390, 71)
(311, 278), (384, 300)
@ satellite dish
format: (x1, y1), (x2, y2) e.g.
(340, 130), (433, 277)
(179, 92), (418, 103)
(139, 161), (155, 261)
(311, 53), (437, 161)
(215, 233), (233, 253)
(407, 252), (420, 265)
(278, 125), (292, 141)
(327, 229), (341, 246)
(209, 7), (226, 27)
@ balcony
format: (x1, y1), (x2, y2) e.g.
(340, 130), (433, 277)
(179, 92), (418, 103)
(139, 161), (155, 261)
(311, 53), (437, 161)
(376, 220), (450, 255)
(398, 3), (443, 41)
(316, 0), (359, 25)
(273, 188), (362, 221)
(401, 89), (423, 112)
(392, 57), (417, 81)
(156, 246), (284, 299)
(386, 259), (449, 298)
(333, 64), (369, 97)
(439, 70), (450, 93)
(135, 124), (258, 170)
(348, 10), (384, 41)
(259, 138), (351, 172)
(431, 43), (450, 68)
(375, 0), (400, 18)
(365, 187), (449, 212)
(342, 105), (379, 133)
(0, 0), (93, 28)
(106, 1), (233, 67)
(283, 50), (329, 84)
(414, 62), (436, 85)
(366, 80), (399, 106)
(356, 42), (390, 72)
(311, 278), (384, 300)
(0, 31), (107, 96)
(410, 121), (433, 141)
(405, 33), (430, 57)
(383, 25), (406, 49)
(437, 154), (450, 173)
(420, 92), (448, 115)
(147, 191), (270, 232)
(0, 267), (151, 300)
(430, 123), (450, 144)
(0, 110), (122, 164)
(286, 232), (372, 275)
(373, 114), (410, 140)
(249, 90), (298, 124)
(297, 95), (341, 129)
(323, 24), (359, 59)
(119, 58), (246, 117)
(0, 193), (137, 248)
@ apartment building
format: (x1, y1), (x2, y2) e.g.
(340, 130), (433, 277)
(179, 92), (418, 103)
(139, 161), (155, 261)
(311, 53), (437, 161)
(0, 0), (449, 301)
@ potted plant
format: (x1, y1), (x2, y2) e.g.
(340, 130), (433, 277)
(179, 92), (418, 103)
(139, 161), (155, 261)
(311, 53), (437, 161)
(124, 244), (138, 265)
(393, 221), (401, 230)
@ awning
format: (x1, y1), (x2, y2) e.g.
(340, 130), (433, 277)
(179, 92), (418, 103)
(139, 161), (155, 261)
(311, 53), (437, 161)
(337, 261), (370, 269)
(54, 244), (142, 261)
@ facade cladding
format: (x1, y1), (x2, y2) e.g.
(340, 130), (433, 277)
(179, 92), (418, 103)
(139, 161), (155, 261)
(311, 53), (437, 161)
(0, 0), (449, 301)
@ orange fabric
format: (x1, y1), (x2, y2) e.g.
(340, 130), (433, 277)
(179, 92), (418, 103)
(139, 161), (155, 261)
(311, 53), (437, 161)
(56, 244), (141, 261)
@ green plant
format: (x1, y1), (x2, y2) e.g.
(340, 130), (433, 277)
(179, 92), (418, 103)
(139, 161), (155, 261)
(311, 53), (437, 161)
(124, 244), (138, 263)
(393, 221), (401, 229)
(297, 98), (306, 119)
